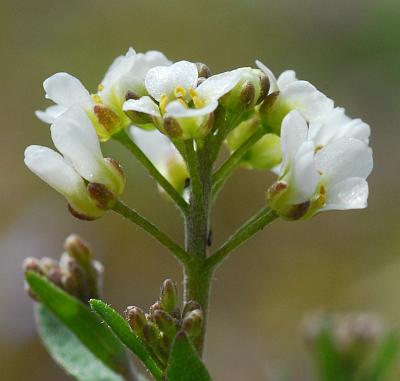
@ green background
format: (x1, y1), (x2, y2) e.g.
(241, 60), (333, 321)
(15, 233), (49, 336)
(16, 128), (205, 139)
(1, 0), (399, 379)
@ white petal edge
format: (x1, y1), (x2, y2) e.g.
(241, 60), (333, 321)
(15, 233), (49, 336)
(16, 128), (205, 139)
(280, 110), (309, 169)
(255, 60), (278, 92)
(196, 69), (243, 101)
(35, 105), (67, 124)
(315, 138), (373, 184)
(323, 177), (369, 211)
(165, 100), (218, 118)
(123, 96), (161, 118)
(24, 145), (86, 196)
(43, 73), (91, 107)
(145, 61), (198, 101)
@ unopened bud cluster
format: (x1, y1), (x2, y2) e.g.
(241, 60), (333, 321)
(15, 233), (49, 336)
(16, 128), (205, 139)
(125, 279), (203, 367)
(23, 235), (103, 303)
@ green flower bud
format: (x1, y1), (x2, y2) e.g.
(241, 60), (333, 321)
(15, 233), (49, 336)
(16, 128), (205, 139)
(182, 309), (203, 340)
(182, 300), (201, 318)
(159, 279), (178, 314)
(125, 306), (147, 338)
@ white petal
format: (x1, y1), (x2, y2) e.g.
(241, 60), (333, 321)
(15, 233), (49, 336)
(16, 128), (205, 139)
(283, 81), (334, 122)
(165, 100), (218, 118)
(196, 69), (243, 101)
(130, 128), (179, 165)
(123, 96), (161, 117)
(255, 60), (278, 92)
(50, 106), (105, 182)
(145, 61), (198, 101)
(323, 177), (369, 211)
(24, 145), (86, 197)
(308, 107), (370, 146)
(100, 48), (171, 102)
(43, 73), (91, 107)
(289, 141), (319, 204)
(277, 70), (297, 89)
(280, 110), (309, 169)
(315, 138), (373, 184)
(35, 105), (66, 124)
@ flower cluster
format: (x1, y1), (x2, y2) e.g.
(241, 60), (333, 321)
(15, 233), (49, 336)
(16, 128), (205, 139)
(25, 47), (373, 221)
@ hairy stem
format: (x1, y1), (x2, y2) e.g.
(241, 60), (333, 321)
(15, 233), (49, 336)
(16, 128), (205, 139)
(183, 139), (213, 356)
(113, 129), (189, 215)
(206, 206), (278, 271)
(112, 201), (188, 265)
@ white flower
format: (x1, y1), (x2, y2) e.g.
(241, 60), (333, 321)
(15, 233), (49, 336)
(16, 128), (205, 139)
(256, 60), (334, 132)
(36, 48), (171, 140)
(25, 107), (125, 219)
(130, 127), (188, 195)
(268, 110), (373, 219)
(123, 61), (244, 139)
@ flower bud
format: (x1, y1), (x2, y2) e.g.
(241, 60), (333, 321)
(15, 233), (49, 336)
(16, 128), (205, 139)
(153, 309), (178, 340)
(182, 300), (201, 318)
(159, 279), (178, 314)
(125, 306), (147, 338)
(22, 257), (43, 276)
(182, 309), (203, 339)
(196, 62), (212, 79)
(222, 68), (268, 110)
(258, 91), (289, 134)
(226, 116), (282, 170)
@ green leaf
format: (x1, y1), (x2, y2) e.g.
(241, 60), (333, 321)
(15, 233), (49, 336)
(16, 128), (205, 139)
(361, 332), (400, 381)
(90, 299), (164, 381)
(26, 272), (132, 379)
(35, 304), (125, 381)
(166, 331), (212, 381)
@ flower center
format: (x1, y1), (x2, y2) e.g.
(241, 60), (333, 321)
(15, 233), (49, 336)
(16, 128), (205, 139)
(159, 86), (205, 114)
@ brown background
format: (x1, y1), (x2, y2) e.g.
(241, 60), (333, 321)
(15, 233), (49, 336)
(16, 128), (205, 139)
(1, 0), (399, 379)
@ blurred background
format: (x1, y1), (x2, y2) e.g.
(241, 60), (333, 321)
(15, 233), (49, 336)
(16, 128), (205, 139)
(1, 0), (399, 379)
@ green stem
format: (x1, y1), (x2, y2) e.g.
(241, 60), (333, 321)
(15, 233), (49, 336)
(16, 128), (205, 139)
(112, 200), (188, 265)
(212, 127), (268, 201)
(206, 206), (278, 271)
(182, 140), (213, 356)
(113, 129), (189, 215)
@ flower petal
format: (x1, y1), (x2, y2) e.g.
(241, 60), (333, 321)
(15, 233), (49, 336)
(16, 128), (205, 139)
(308, 107), (370, 146)
(315, 138), (373, 184)
(289, 141), (319, 204)
(280, 110), (309, 169)
(43, 73), (91, 107)
(50, 106), (105, 183)
(196, 69), (243, 101)
(323, 177), (369, 211)
(145, 61), (198, 101)
(35, 105), (67, 124)
(165, 100), (218, 118)
(130, 128), (179, 165)
(255, 60), (278, 92)
(100, 48), (171, 102)
(283, 81), (334, 122)
(277, 70), (297, 89)
(24, 145), (86, 196)
(123, 96), (161, 118)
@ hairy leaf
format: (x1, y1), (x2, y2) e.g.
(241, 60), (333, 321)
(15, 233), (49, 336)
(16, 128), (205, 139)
(90, 299), (163, 381)
(166, 331), (212, 381)
(26, 272), (132, 378)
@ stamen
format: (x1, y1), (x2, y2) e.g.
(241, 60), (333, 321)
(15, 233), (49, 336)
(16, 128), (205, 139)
(177, 98), (189, 109)
(91, 94), (102, 104)
(97, 84), (105, 92)
(159, 94), (169, 114)
(174, 86), (187, 99)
